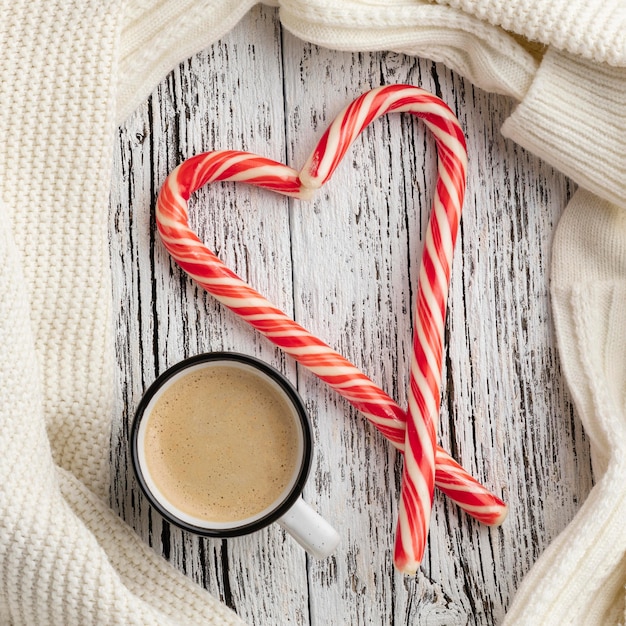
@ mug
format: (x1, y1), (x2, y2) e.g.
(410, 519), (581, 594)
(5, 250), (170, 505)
(131, 352), (339, 559)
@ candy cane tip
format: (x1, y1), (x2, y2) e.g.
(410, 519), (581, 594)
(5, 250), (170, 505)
(298, 171), (323, 191)
(296, 186), (315, 201)
(393, 537), (423, 576)
(394, 560), (419, 576)
(488, 504), (509, 527)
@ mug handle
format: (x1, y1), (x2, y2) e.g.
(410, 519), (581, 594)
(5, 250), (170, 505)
(277, 498), (340, 559)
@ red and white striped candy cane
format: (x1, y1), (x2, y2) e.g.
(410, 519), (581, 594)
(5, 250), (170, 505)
(300, 85), (471, 573)
(157, 146), (506, 527)
(156, 87), (507, 568)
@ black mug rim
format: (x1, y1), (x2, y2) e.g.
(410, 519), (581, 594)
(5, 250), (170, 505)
(131, 351), (313, 537)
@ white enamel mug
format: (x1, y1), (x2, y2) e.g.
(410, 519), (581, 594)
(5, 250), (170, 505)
(131, 352), (339, 559)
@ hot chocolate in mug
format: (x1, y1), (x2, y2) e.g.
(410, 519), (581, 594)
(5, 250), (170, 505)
(131, 352), (340, 558)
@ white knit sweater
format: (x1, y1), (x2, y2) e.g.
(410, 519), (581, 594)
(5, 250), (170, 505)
(0, 1), (624, 624)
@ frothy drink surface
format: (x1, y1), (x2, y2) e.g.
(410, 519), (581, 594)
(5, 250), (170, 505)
(144, 364), (300, 523)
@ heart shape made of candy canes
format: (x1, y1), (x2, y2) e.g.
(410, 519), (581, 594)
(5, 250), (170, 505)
(156, 85), (506, 575)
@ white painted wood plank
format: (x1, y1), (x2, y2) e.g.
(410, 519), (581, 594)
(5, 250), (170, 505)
(109, 6), (593, 625)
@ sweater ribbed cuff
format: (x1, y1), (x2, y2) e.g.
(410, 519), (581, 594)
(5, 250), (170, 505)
(501, 47), (626, 211)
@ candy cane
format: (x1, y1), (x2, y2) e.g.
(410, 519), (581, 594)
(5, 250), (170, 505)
(156, 86), (507, 569)
(157, 149), (505, 526)
(301, 85), (472, 573)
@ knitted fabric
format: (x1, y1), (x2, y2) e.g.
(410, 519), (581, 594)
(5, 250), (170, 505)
(0, 1), (246, 624)
(434, 0), (626, 66)
(0, 0), (624, 624)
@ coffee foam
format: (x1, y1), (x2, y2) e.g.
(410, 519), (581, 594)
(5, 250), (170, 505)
(138, 362), (303, 528)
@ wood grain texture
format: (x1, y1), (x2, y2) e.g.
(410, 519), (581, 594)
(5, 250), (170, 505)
(109, 6), (593, 624)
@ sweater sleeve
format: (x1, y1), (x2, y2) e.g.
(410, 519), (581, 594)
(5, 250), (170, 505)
(501, 47), (626, 211)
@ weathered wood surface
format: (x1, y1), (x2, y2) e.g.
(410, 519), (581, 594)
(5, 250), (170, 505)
(109, 6), (593, 625)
